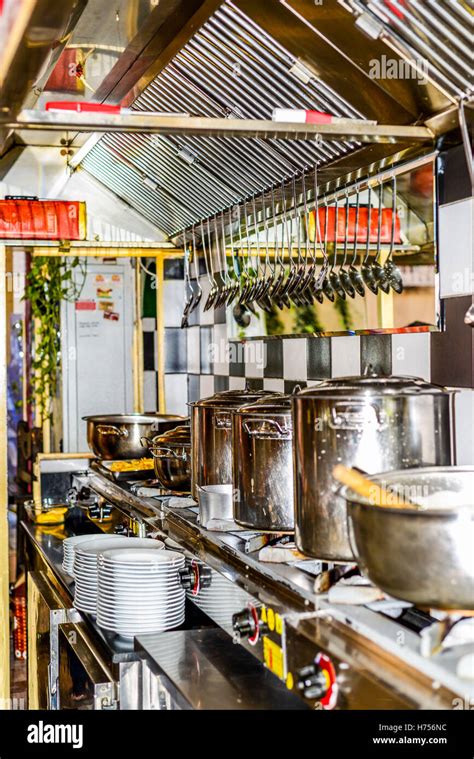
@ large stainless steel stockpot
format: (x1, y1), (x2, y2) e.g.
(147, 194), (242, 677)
(232, 394), (294, 532)
(190, 387), (272, 499)
(292, 376), (455, 561)
(344, 467), (474, 610)
(143, 425), (191, 492)
(83, 413), (186, 460)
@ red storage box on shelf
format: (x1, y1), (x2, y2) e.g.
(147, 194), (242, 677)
(309, 206), (401, 244)
(0, 199), (86, 240)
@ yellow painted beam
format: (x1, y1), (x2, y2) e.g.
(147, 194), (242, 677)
(133, 261), (144, 413)
(31, 248), (184, 259)
(155, 257), (166, 413)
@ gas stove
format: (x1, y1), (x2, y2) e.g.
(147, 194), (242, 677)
(75, 469), (474, 710)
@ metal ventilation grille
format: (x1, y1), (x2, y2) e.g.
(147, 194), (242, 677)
(354, 0), (473, 100)
(81, 1), (365, 237)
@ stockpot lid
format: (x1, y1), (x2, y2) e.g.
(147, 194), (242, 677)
(190, 387), (272, 410)
(83, 413), (187, 424)
(237, 392), (290, 415)
(293, 375), (452, 399)
(150, 425), (190, 448)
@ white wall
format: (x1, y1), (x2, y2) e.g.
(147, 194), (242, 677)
(0, 146), (168, 242)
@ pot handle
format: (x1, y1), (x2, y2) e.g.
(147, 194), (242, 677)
(96, 424), (129, 438)
(327, 402), (387, 431)
(243, 417), (292, 440)
(149, 446), (188, 461)
(213, 413), (232, 430)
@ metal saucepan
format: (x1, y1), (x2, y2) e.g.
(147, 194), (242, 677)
(232, 393), (294, 532)
(189, 387), (273, 499)
(292, 376), (456, 561)
(343, 467), (474, 610)
(142, 425), (191, 493)
(84, 413), (186, 460)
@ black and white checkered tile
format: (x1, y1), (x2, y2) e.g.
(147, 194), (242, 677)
(147, 145), (473, 461)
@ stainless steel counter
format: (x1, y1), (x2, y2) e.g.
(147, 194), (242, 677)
(136, 629), (308, 710)
(22, 466), (474, 710)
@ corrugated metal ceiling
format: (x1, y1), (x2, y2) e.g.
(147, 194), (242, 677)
(354, 0), (473, 100)
(81, 1), (364, 237)
(80, 0), (472, 238)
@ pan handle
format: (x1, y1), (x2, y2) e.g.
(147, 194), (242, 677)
(213, 412), (232, 430)
(327, 402), (387, 431)
(96, 424), (129, 438)
(243, 416), (292, 440)
(148, 446), (188, 461)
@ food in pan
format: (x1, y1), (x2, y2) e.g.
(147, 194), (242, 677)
(107, 458), (154, 472)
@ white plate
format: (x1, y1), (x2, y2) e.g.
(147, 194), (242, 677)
(97, 609), (184, 622)
(99, 587), (183, 596)
(97, 616), (184, 631)
(98, 599), (185, 611)
(97, 569), (181, 578)
(99, 586), (184, 595)
(100, 548), (183, 564)
(98, 572), (181, 581)
(99, 573), (181, 581)
(64, 533), (128, 546)
(97, 611), (184, 624)
(74, 603), (96, 612)
(75, 537), (161, 558)
(98, 593), (184, 604)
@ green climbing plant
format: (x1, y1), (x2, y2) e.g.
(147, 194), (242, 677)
(334, 296), (353, 331)
(23, 256), (87, 421)
(293, 303), (325, 334)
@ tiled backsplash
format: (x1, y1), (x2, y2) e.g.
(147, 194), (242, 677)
(146, 145), (473, 461)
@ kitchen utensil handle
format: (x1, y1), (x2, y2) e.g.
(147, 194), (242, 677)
(149, 446), (187, 461)
(213, 413), (232, 429)
(243, 417), (292, 439)
(332, 465), (417, 509)
(96, 424), (128, 437)
(327, 402), (387, 431)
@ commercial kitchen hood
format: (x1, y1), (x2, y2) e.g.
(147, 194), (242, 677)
(1, 0), (472, 241)
(77, 0), (472, 239)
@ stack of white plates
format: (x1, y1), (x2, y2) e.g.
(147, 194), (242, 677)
(62, 533), (127, 576)
(97, 548), (186, 638)
(187, 567), (255, 632)
(73, 537), (164, 614)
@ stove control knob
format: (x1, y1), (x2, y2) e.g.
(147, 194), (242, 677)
(232, 604), (266, 645)
(232, 608), (256, 639)
(179, 561), (211, 592)
(296, 664), (328, 701)
(296, 653), (338, 708)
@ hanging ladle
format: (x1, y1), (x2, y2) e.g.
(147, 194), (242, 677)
(189, 224), (203, 313)
(271, 183), (291, 310)
(347, 185), (366, 297)
(370, 180), (390, 294)
(203, 218), (220, 310)
(310, 167), (326, 304)
(384, 175), (404, 294)
(226, 207), (240, 305)
(360, 185), (379, 295)
(338, 190), (356, 298)
(298, 171), (319, 304)
(328, 194), (347, 300)
(180, 227), (194, 328)
(321, 197), (335, 302)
